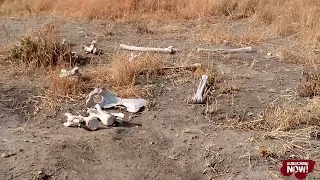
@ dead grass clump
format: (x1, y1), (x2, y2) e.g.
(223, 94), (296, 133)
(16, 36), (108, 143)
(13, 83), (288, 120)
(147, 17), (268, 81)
(44, 52), (166, 107)
(197, 25), (263, 46)
(275, 45), (319, 65)
(7, 23), (74, 69)
(2, 0), (320, 46)
(298, 70), (320, 97)
(259, 97), (320, 132)
(44, 74), (90, 107)
(99, 52), (165, 87)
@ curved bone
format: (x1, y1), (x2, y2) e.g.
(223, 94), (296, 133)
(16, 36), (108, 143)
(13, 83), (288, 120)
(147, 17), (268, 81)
(86, 88), (120, 108)
(120, 99), (147, 113)
(120, 44), (177, 54)
(197, 46), (255, 54)
(86, 88), (147, 113)
(192, 75), (208, 104)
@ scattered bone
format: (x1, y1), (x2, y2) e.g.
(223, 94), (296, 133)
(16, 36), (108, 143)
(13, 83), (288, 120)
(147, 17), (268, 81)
(88, 104), (116, 126)
(120, 99), (147, 113)
(86, 88), (147, 113)
(192, 75), (208, 104)
(120, 44), (177, 54)
(86, 88), (120, 108)
(83, 40), (98, 54)
(59, 66), (81, 78)
(64, 113), (100, 131)
(1, 152), (15, 158)
(197, 46), (255, 54)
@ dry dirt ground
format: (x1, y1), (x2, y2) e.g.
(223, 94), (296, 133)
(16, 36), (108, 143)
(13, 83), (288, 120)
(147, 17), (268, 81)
(0, 17), (319, 180)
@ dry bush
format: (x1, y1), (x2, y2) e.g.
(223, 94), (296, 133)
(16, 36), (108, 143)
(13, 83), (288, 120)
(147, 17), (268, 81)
(6, 23), (74, 70)
(2, 0), (320, 44)
(44, 52), (166, 107)
(275, 45), (319, 65)
(263, 99), (320, 132)
(0, 0), (259, 20)
(298, 70), (320, 97)
(88, 52), (166, 87)
(43, 73), (90, 107)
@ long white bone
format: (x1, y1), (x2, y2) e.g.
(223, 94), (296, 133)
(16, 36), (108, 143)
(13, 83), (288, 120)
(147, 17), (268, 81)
(85, 88), (147, 113)
(120, 44), (177, 54)
(192, 75), (208, 104)
(59, 66), (81, 78)
(64, 113), (99, 131)
(197, 46), (255, 54)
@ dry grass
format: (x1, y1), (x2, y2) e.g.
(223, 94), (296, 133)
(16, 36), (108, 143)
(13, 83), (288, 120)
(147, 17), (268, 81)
(196, 25), (263, 46)
(263, 98), (320, 132)
(1, 0), (320, 44)
(43, 52), (167, 107)
(6, 22), (75, 71)
(298, 70), (320, 97)
(275, 45), (319, 66)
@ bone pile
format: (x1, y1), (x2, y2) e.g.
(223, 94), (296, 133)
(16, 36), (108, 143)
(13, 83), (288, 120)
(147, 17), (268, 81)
(63, 88), (147, 131)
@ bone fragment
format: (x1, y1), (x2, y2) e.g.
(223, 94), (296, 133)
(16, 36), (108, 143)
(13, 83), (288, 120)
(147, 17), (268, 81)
(59, 66), (81, 78)
(86, 88), (147, 113)
(197, 46), (255, 54)
(120, 44), (177, 54)
(83, 40), (98, 54)
(90, 104), (116, 126)
(64, 113), (99, 131)
(86, 88), (120, 109)
(192, 75), (208, 104)
(120, 99), (147, 113)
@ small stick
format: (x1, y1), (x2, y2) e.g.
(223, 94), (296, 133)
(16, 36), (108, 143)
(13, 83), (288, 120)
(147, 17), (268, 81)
(197, 46), (255, 54)
(139, 63), (201, 75)
(120, 44), (177, 54)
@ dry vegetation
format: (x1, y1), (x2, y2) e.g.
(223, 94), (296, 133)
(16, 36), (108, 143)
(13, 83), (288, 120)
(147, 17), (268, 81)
(196, 24), (263, 46)
(43, 52), (168, 108)
(1, 0), (320, 42)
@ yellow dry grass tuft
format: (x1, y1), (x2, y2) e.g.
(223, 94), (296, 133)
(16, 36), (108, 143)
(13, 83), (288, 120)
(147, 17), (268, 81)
(43, 52), (166, 107)
(264, 99), (320, 132)
(196, 25), (263, 46)
(6, 22), (75, 72)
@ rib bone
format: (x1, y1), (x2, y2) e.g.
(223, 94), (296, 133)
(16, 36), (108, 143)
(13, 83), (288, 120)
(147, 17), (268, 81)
(120, 44), (177, 54)
(192, 75), (208, 104)
(197, 46), (255, 54)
